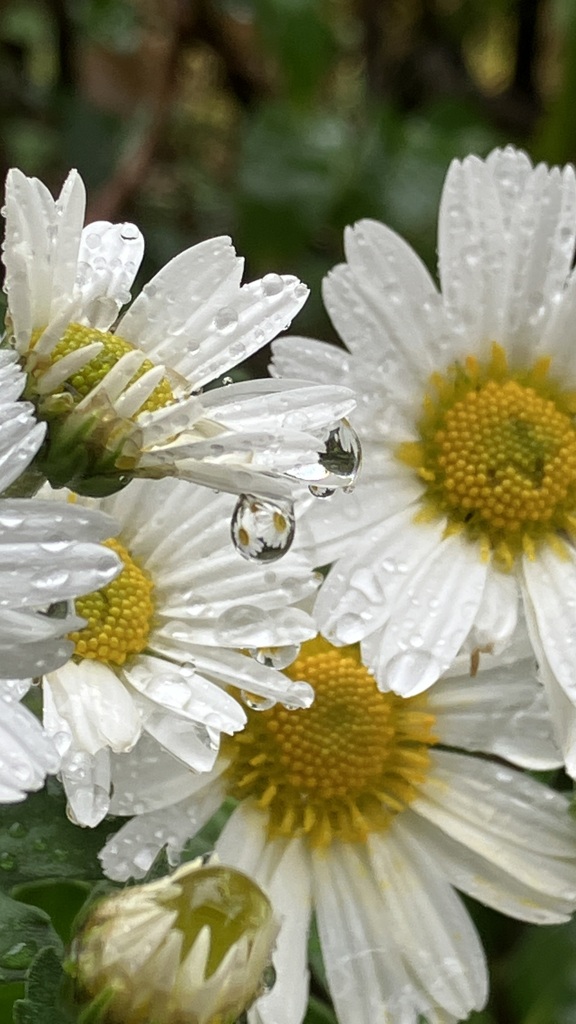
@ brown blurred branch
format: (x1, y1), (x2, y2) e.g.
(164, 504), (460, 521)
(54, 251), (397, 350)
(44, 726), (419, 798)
(85, 0), (193, 223)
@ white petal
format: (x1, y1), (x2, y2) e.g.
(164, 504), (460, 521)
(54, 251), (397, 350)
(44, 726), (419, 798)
(363, 534), (488, 695)
(271, 336), (353, 386)
(406, 808), (576, 924)
(438, 155), (508, 353)
(412, 749), (576, 916)
(44, 661), (141, 755)
(118, 236), (244, 361)
(464, 569), (519, 653)
(108, 735), (225, 814)
(77, 220), (144, 329)
(61, 746), (111, 827)
(342, 219), (450, 375)
(314, 508), (439, 645)
(429, 658), (561, 769)
(199, 378), (355, 435)
(312, 843), (448, 1024)
(3, 168), (85, 342)
(0, 695), (59, 800)
(367, 825), (487, 1018)
(100, 781), (225, 881)
(521, 546), (576, 705)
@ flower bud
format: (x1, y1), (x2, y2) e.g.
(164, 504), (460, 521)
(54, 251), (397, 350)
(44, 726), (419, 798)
(69, 861), (278, 1024)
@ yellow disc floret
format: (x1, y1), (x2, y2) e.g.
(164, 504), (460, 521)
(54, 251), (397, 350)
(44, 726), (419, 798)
(224, 638), (436, 847)
(34, 323), (174, 414)
(398, 343), (576, 569)
(70, 538), (154, 666)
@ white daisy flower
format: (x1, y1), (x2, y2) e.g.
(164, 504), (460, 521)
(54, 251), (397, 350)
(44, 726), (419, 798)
(100, 635), (571, 1024)
(41, 478), (321, 827)
(0, 352), (124, 799)
(272, 145), (576, 766)
(2, 168), (354, 506)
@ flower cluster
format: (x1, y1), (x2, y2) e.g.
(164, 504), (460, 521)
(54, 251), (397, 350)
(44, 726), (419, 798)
(3, 151), (576, 1024)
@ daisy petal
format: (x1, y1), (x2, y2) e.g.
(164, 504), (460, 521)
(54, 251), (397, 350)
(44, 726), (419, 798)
(100, 783), (225, 881)
(368, 825), (487, 1018)
(428, 658), (561, 769)
(521, 546), (576, 705)
(363, 534), (488, 695)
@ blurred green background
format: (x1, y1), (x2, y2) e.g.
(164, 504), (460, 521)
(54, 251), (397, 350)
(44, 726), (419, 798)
(2, 0), (576, 1021)
(3, 0), (574, 344)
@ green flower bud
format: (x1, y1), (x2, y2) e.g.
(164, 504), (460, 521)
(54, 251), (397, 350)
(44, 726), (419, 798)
(69, 861), (278, 1024)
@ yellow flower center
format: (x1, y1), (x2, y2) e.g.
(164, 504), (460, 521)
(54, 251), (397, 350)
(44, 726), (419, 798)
(34, 323), (175, 414)
(398, 343), (576, 570)
(224, 638), (436, 847)
(70, 538), (154, 666)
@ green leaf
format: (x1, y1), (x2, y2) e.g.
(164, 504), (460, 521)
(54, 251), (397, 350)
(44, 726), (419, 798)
(304, 995), (337, 1024)
(0, 891), (61, 983)
(501, 917), (576, 1024)
(0, 779), (120, 890)
(12, 946), (75, 1024)
(10, 882), (92, 945)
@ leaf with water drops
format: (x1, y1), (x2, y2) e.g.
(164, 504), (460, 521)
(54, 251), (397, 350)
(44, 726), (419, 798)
(0, 778), (121, 890)
(231, 494), (296, 562)
(0, 891), (61, 983)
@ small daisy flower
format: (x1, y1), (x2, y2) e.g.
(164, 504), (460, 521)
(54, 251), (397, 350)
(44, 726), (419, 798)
(41, 478), (321, 827)
(70, 859), (278, 1024)
(2, 168), (354, 505)
(272, 146), (576, 767)
(100, 635), (571, 1024)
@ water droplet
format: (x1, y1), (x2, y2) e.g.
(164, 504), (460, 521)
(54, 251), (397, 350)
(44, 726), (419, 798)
(0, 852), (15, 870)
(33, 838), (48, 852)
(247, 644), (300, 670)
(231, 495), (295, 562)
(120, 224), (140, 241)
(213, 306), (238, 333)
(260, 962), (277, 994)
(262, 273), (284, 296)
(308, 485), (336, 498)
(240, 690), (275, 711)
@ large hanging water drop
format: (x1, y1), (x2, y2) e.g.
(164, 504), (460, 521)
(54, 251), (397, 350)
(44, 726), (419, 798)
(231, 495), (295, 562)
(312, 419), (362, 494)
(288, 419), (362, 495)
(240, 690), (276, 711)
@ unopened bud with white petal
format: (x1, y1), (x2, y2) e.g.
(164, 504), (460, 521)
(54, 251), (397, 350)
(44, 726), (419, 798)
(69, 860), (278, 1024)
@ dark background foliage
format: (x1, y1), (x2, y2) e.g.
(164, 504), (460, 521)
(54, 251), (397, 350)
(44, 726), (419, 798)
(1, 1), (576, 1021)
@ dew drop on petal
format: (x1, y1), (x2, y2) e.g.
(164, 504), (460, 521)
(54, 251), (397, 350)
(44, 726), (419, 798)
(247, 644), (300, 670)
(316, 419), (362, 488)
(213, 306), (239, 333)
(240, 690), (276, 711)
(231, 494), (296, 562)
(262, 273), (284, 296)
(308, 485), (336, 498)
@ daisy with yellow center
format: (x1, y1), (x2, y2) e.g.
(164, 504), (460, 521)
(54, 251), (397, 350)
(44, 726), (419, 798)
(101, 632), (575, 1024)
(2, 168), (355, 503)
(40, 478), (322, 828)
(272, 145), (576, 775)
